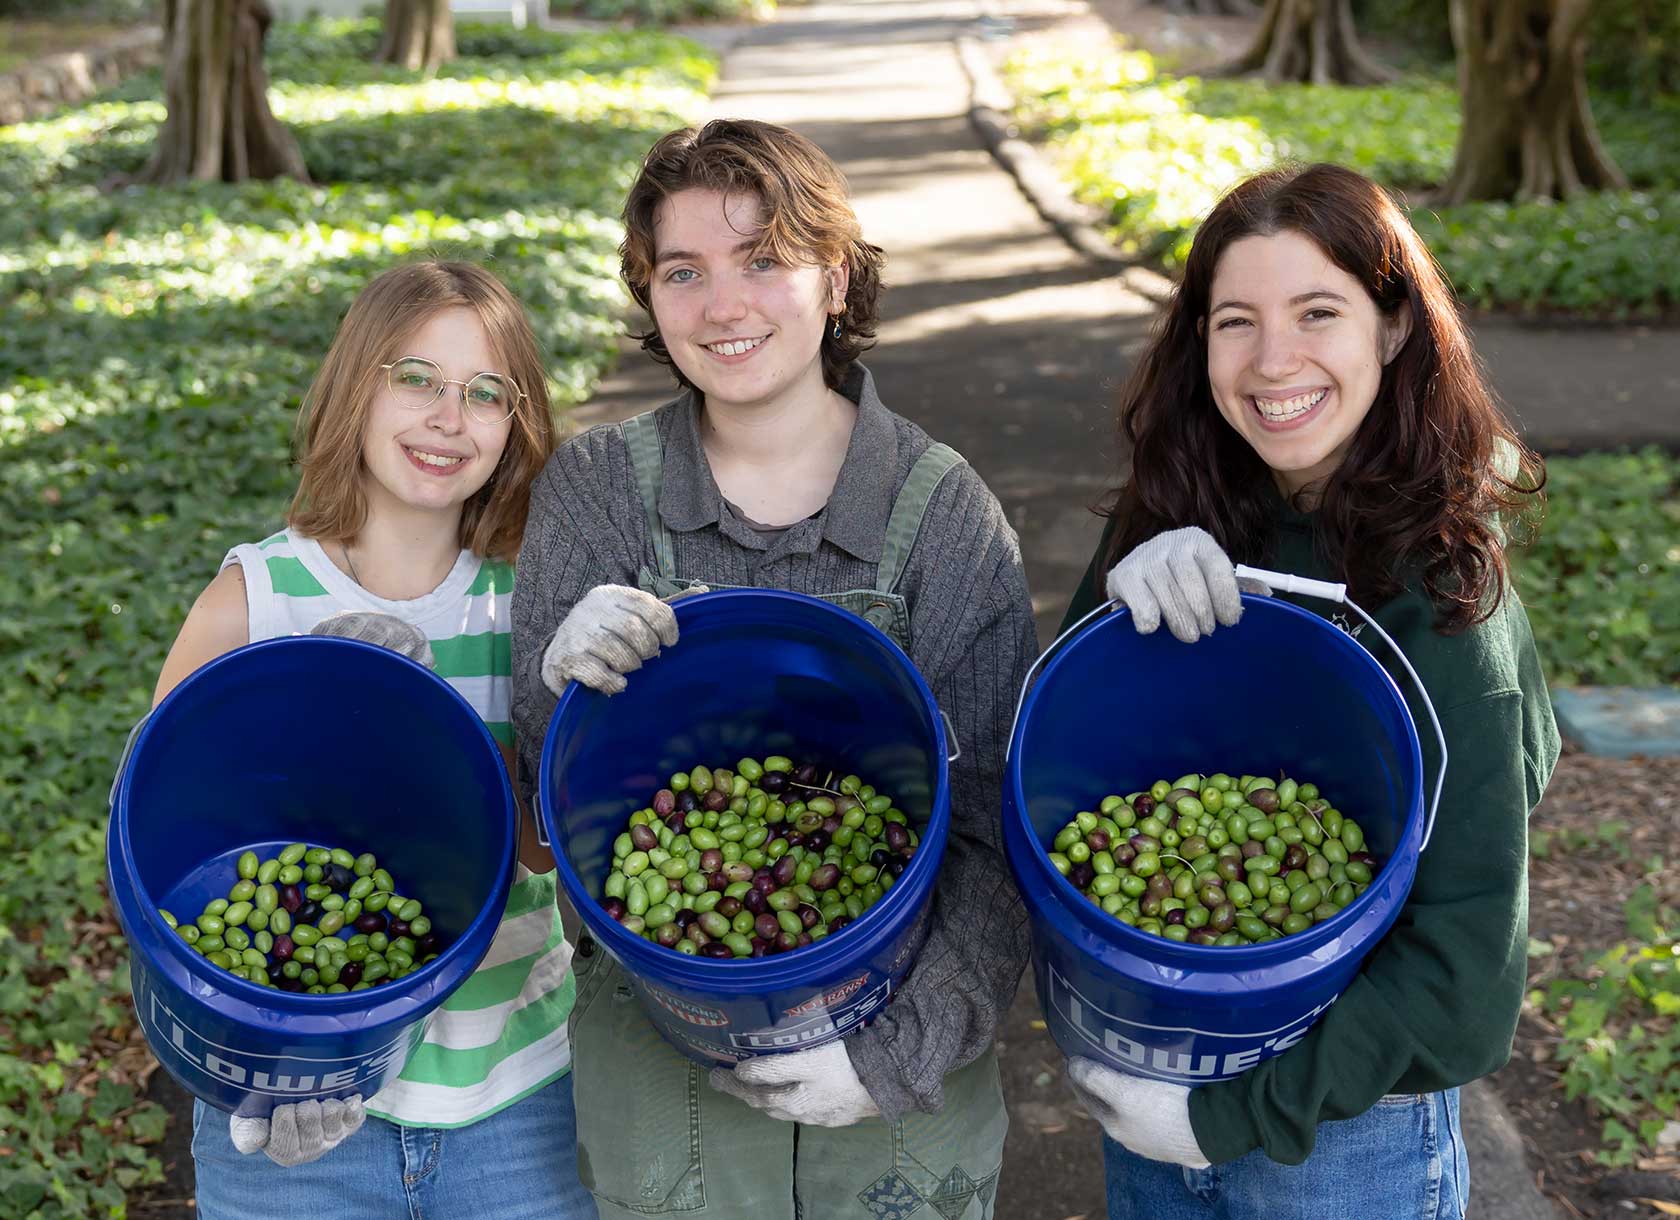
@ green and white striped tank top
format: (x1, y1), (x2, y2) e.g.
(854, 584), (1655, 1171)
(223, 529), (575, 1127)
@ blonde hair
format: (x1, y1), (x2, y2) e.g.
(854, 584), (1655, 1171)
(287, 261), (555, 562)
(621, 119), (885, 391)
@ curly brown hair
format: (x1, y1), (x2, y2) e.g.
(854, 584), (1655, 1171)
(620, 119), (884, 391)
(1101, 163), (1543, 633)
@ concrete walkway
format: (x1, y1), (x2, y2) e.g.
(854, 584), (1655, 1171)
(569, 1), (1562, 1216)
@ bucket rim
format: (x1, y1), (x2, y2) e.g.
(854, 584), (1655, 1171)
(541, 587), (951, 990)
(1005, 593), (1426, 968)
(112, 635), (518, 1024)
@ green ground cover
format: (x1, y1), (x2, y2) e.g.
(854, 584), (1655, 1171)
(0, 20), (713, 1218)
(1514, 449), (1680, 689)
(551, 0), (773, 23)
(1003, 42), (1680, 317)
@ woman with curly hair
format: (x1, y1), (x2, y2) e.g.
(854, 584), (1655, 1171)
(1060, 162), (1560, 1220)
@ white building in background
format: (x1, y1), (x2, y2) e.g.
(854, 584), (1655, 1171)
(270, 0), (544, 25)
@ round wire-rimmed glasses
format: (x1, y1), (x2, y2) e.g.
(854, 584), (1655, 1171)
(379, 356), (524, 426)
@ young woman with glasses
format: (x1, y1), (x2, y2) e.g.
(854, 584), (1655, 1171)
(150, 260), (596, 1219)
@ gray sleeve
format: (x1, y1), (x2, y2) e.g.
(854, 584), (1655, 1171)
(510, 428), (640, 809)
(844, 466), (1038, 1119)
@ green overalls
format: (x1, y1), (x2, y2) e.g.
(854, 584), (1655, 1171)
(567, 413), (1009, 1220)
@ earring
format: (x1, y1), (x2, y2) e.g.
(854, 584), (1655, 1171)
(831, 315), (843, 340)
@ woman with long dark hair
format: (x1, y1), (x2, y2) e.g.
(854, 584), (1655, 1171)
(1059, 163), (1560, 1220)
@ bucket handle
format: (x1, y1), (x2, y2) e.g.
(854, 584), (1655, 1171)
(534, 709), (964, 850)
(941, 708), (962, 764)
(108, 713), (149, 811)
(1009, 568), (1446, 853)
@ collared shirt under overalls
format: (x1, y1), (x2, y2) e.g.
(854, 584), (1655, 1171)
(567, 390), (1009, 1220)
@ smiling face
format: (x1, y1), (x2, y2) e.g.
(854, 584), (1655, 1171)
(1205, 229), (1411, 498)
(360, 306), (513, 525)
(647, 188), (846, 414)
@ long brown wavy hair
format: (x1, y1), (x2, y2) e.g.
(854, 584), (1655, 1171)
(288, 261), (556, 563)
(1102, 163), (1543, 632)
(620, 118), (885, 392)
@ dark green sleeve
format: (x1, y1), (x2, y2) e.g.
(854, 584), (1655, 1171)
(1059, 515), (1118, 634)
(1188, 603), (1560, 1164)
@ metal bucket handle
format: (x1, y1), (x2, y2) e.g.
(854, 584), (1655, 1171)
(1009, 566), (1446, 852)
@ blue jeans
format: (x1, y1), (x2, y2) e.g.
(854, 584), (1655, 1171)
(1103, 1089), (1468, 1220)
(192, 1073), (598, 1220)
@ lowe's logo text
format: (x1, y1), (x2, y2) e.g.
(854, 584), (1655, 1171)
(728, 975), (892, 1051)
(1047, 965), (1338, 1081)
(143, 985), (410, 1095)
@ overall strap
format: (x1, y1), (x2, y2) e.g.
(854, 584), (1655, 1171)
(876, 442), (965, 595)
(619, 412), (677, 580)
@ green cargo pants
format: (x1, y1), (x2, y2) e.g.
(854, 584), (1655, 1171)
(569, 945), (1007, 1220)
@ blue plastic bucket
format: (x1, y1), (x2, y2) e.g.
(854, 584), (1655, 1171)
(540, 589), (950, 1064)
(109, 636), (516, 1117)
(1004, 594), (1431, 1085)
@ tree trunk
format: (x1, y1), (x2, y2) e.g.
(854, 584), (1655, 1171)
(1222, 0), (1395, 84)
(375, 0), (456, 71)
(1438, 0), (1627, 203)
(1148, 0), (1260, 15)
(126, 0), (309, 185)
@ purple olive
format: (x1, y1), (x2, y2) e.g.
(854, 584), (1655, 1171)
(743, 887), (767, 914)
(655, 923), (682, 947)
(674, 909), (697, 929)
(1086, 829), (1110, 852)
(1248, 788), (1280, 814)
(270, 933), (295, 962)
(323, 863), (355, 892)
(1129, 833), (1159, 854)
(1283, 843), (1309, 871)
(708, 870), (730, 892)
(1189, 929), (1219, 946)
(775, 931), (800, 953)
(805, 829), (830, 852)
(809, 863), (840, 891)
(653, 788), (677, 816)
(751, 941), (770, 957)
(267, 960), (285, 981)
(1240, 839), (1265, 859)
(1069, 861), (1096, 890)
(416, 932), (441, 957)
(716, 897), (743, 919)
(700, 849), (723, 873)
(884, 823), (909, 851)
(631, 824), (658, 852)
(297, 901), (322, 926)
(701, 942), (733, 959)
(794, 763), (818, 786)
(772, 856), (797, 887)
(1200, 883), (1226, 909)
(666, 811), (688, 834)
(1165, 908), (1186, 926)
(784, 831), (805, 850)
(886, 857), (907, 878)
(279, 885), (303, 913)
(1133, 793), (1157, 817)
(1113, 843), (1138, 867)
(796, 931), (812, 947)
(277, 977), (304, 992)
(834, 795), (859, 815)
(870, 849), (890, 868)
(338, 960), (364, 987)
(676, 791), (698, 813)
(703, 789), (728, 812)
(355, 912), (386, 935)
(1146, 873), (1172, 901)
(1216, 856), (1243, 882)
(756, 913), (780, 941)
(797, 904), (821, 930)
(388, 918), (410, 939)
(828, 915), (850, 934)
(760, 771), (787, 794)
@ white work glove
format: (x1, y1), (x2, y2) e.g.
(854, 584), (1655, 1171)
(311, 610), (435, 669)
(229, 1096), (365, 1167)
(1067, 1058), (1210, 1168)
(541, 584), (702, 697)
(1105, 526), (1266, 644)
(708, 1041), (881, 1128)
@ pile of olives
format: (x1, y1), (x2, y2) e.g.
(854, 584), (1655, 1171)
(159, 844), (443, 992)
(1049, 772), (1381, 945)
(600, 755), (919, 957)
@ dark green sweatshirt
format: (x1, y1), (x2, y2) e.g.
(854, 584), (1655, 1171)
(1061, 500), (1560, 1165)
